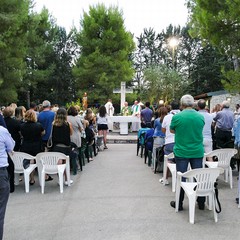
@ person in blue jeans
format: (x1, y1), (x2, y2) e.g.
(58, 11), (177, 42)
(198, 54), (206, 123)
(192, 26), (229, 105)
(170, 94), (205, 211)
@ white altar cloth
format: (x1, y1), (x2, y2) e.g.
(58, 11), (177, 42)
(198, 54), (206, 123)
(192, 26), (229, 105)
(108, 116), (140, 135)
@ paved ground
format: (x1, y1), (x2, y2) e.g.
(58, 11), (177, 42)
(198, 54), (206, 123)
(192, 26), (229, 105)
(4, 143), (240, 240)
(107, 131), (138, 144)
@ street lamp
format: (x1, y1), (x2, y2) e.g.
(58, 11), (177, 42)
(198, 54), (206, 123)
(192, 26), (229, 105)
(169, 37), (179, 69)
(168, 37), (179, 99)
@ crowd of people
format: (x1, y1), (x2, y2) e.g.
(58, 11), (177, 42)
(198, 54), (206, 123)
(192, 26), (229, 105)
(0, 99), (116, 239)
(135, 95), (240, 211)
(0, 95), (240, 238)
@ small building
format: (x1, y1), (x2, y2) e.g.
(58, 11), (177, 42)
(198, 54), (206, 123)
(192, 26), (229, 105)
(194, 90), (240, 111)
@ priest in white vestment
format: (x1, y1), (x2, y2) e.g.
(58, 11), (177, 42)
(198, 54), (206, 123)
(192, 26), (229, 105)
(131, 100), (141, 131)
(105, 99), (114, 131)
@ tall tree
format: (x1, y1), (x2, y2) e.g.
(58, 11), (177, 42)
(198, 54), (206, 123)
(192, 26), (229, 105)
(22, 7), (78, 106)
(0, 0), (30, 104)
(133, 28), (162, 88)
(133, 25), (182, 91)
(187, 0), (240, 92)
(188, 44), (230, 95)
(21, 7), (57, 105)
(73, 4), (135, 104)
(143, 64), (186, 104)
(47, 27), (78, 105)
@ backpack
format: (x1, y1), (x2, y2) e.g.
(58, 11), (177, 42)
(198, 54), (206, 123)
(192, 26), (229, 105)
(154, 146), (164, 173)
(85, 127), (95, 143)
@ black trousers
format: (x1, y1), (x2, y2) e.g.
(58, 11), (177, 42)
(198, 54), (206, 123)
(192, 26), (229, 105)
(215, 128), (232, 149)
(7, 155), (14, 193)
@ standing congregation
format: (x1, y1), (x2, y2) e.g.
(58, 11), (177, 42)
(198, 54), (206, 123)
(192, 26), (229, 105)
(0, 95), (239, 239)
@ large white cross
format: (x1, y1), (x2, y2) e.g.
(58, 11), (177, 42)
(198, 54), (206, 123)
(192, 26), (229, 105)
(113, 82), (133, 108)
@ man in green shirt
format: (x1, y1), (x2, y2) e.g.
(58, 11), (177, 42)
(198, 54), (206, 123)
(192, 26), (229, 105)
(170, 94), (205, 211)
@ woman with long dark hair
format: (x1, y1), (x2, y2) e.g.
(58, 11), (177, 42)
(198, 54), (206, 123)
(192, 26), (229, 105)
(96, 105), (108, 149)
(152, 106), (168, 171)
(52, 108), (73, 155)
(52, 108), (73, 184)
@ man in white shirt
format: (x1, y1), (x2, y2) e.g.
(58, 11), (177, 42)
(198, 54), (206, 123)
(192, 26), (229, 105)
(197, 99), (214, 158)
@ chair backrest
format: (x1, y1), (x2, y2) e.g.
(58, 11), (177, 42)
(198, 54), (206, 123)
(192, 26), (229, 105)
(10, 152), (35, 172)
(166, 152), (174, 160)
(205, 149), (237, 168)
(180, 168), (223, 195)
(145, 136), (154, 151)
(139, 132), (146, 145)
(36, 152), (68, 174)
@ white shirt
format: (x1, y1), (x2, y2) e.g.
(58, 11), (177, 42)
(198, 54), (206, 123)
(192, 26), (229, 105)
(162, 110), (180, 145)
(0, 126), (15, 167)
(97, 114), (108, 125)
(198, 110), (213, 140)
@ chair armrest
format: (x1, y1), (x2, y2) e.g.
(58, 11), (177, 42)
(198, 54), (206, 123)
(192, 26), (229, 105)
(205, 162), (218, 168)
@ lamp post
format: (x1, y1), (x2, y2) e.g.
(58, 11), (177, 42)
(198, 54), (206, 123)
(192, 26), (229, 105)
(169, 37), (179, 99)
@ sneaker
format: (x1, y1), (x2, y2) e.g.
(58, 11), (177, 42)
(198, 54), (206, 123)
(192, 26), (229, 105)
(104, 146), (108, 149)
(159, 178), (169, 185)
(170, 201), (183, 211)
(64, 180), (73, 186)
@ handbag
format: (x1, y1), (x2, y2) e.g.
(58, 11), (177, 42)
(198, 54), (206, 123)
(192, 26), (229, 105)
(23, 159), (30, 169)
(46, 125), (53, 150)
(214, 182), (222, 213)
(47, 137), (53, 149)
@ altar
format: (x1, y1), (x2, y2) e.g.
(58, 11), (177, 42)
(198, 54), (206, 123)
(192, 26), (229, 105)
(108, 116), (140, 135)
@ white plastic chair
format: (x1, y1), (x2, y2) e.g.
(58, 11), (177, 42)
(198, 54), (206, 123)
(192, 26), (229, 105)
(162, 153), (176, 192)
(10, 152), (37, 193)
(36, 152), (69, 194)
(96, 135), (104, 151)
(175, 167), (224, 224)
(204, 148), (237, 189)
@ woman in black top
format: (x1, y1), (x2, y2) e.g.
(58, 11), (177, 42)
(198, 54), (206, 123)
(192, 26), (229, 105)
(3, 107), (21, 151)
(52, 108), (73, 185)
(20, 110), (45, 184)
(15, 106), (26, 122)
(20, 110), (45, 155)
(52, 108), (73, 155)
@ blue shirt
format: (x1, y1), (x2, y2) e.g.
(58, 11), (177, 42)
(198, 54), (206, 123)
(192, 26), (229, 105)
(0, 126), (15, 167)
(153, 118), (165, 137)
(214, 108), (234, 131)
(38, 110), (55, 141)
(234, 117), (240, 147)
(140, 108), (153, 123)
